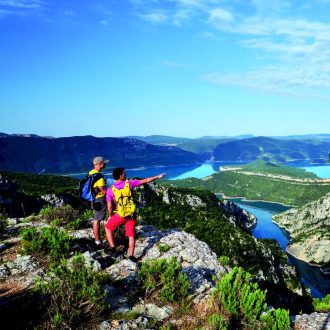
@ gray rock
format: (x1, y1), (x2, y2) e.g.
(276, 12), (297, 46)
(40, 194), (69, 207)
(133, 303), (172, 321)
(292, 312), (330, 330)
(219, 199), (257, 233)
(135, 225), (228, 303)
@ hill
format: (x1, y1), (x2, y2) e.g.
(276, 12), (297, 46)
(127, 135), (239, 159)
(273, 193), (330, 268)
(212, 136), (330, 162)
(168, 160), (330, 206)
(0, 133), (201, 174)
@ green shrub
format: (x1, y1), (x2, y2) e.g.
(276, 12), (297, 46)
(208, 313), (228, 330)
(0, 213), (8, 238)
(21, 226), (71, 261)
(36, 254), (109, 328)
(260, 308), (290, 330)
(158, 243), (171, 253)
(212, 267), (267, 326)
(40, 205), (79, 226)
(313, 294), (330, 312)
(218, 256), (231, 267)
(138, 257), (191, 303)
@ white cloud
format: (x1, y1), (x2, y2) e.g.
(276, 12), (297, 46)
(137, 12), (168, 23)
(208, 7), (233, 30)
(0, 0), (44, 9)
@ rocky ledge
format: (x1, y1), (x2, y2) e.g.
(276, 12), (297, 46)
(272, 193), (330, 266)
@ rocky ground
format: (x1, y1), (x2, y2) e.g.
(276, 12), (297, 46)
(0, 216), (328, 329)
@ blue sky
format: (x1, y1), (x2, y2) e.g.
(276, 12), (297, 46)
(1, 0), (330, 138)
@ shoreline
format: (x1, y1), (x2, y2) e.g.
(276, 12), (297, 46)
(214, 192), (294, 207)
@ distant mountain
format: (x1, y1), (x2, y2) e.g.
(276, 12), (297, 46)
(0, 134), (201, 174)
(126, 135), (249, 160)
(272, 134), (330, 141)
(213, 136), (330, 162)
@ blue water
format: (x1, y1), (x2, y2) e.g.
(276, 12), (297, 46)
(301, 165), (330, 178)
(231, 198), (329, 298)
(229, 198), (291, 250)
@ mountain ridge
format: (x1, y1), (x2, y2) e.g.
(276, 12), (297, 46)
(0, 134), (201, 174)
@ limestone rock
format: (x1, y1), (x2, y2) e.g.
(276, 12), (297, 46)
(273, 193), (330, 265)
(219, 199), (257, 233)
(292, 312), (330, 330)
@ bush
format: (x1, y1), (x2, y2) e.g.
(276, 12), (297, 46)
(138, 257), (191, 303)
(208, 313), (228, 330)
(21, 226), (71, 261)
(158, 243), (171, 253)
(260, 308), (290, 330)
(39, 205), (79, 226)
(36, 254), (109, 328)
(212, 267), (290, 329)
(313, 294), (330, 312)
(212, 267), (267, 325)
(218, 255), (231, 267)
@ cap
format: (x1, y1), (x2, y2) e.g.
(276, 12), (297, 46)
(93, 156), (109, 165)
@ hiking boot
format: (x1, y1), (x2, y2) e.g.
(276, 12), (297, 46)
(128, 256), (139, 263)
(95, 242), (106, 250)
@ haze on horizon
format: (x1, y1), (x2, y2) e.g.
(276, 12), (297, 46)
(1, 0), (330, 138)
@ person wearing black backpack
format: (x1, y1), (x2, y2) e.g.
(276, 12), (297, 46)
(89, 156), (109, 248)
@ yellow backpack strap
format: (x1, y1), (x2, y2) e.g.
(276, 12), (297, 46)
(123, 180), (131, 196)
(111, 185), (120, 203)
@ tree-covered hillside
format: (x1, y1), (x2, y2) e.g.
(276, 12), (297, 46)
(213, 136), (330, 162)
(0, 134), (201, 174)
(168, 161), (330, 206)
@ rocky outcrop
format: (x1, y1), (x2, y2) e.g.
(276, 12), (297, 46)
(291, 312), (330, 330)
(219, 199), (257, 233)
(273, 193), (330, 266)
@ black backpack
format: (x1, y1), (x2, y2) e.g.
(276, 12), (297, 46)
(78, 173), (103, 202)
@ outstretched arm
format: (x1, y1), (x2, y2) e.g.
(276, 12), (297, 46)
(140, 173), (165, 185)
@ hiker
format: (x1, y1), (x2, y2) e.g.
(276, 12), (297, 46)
(105, 167), (165, 262)
(89, 156), (109, 248)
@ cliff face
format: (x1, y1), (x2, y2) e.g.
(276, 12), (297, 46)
(273, 193), (330, 266)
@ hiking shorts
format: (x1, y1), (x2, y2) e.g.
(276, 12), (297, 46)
(105, 214), (136, 237)
(92, 197), (106, 221)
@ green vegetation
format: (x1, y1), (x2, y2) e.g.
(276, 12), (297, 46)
(139, 186), (292, 283)
(168, 161), (330, 206)
(39, 205), (89, 229)
(36, 254), (109, 329)
(1, 170), (79, 197)
(260, 308), (291, 330)
(211, 267), (290, 329)
(312, 294), (330, 312)
(208, 313), (228, 329)
(138, 257), (191, 303)
(229, 160), (318, 178)
(158, 243), (171, 253)
(21, 225), (71, 262)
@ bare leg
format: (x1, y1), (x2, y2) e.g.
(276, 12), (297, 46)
(105, 226), (115, 248)
(92, 220), (100, 242)
(128, 236), (135, 257)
